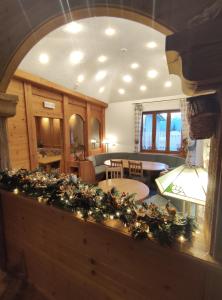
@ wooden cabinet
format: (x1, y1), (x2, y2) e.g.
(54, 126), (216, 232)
(7, 70), (107, 171)
(69, 160), (96, 184)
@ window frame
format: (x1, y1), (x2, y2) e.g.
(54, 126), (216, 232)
(140, 109), (182, 154)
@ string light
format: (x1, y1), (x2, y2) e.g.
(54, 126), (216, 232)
(13, 188), (19, 194)
(0, 169), (197, 246)
(178, 235), (185, 243)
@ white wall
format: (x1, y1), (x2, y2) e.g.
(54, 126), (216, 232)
(105, 95), (182, 153)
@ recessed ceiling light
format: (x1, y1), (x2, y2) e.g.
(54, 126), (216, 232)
(64, 22), (82, 33)
(77, 74), (84, 83)
(70, 51), (84, 64)
(98, 55), (107, 63)
(147, 69), (158, 79)
(118, 88), (125, 95)
(131, 63), (139, 69)
(99, 86), (105, 93)
(147, 41), (157, 49)
(39, 53), (49, 64)
(105, 27), (116, 36)
(164, 80), (172, 88)
(140, 85), (147, 91)
(95, 70), (107, 81)
(123, 75), (132, 83)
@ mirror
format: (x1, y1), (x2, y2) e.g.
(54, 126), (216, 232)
(69, 114), (85, 160)
(91, 118), (101, 149)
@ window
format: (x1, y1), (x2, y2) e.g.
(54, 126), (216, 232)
(141, 110), (182, 153)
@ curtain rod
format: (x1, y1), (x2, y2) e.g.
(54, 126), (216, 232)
(133, 97), (185, 105)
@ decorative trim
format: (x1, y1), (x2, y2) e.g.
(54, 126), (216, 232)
(0, 93), (18, 117)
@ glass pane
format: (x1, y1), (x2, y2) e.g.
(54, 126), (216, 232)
(142, 114), (153, 150)
(170, 112), (182, 151)
(156, 113), (167, 150)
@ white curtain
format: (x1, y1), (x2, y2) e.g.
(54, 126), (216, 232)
(0, 118), (11, 169)
(134, 104), (143, 152)
(180, 98), (197, 165)
(180, 98), (189, 141)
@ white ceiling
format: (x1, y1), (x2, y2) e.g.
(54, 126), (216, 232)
(19, 17), (183, 103)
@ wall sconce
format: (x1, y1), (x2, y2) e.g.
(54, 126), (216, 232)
(102, 139), (110, 152)
(102, 137), (117, 152)
(91, 139), (97, 149)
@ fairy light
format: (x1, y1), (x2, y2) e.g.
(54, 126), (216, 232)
(77, 210), (83, 218)
(0, 169), (196, 246)
(178, 235), (185, 243)
(38, 196), (43, 203)
(13, 188), (19, 194)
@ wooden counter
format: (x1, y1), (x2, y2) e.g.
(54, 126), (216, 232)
(1, 190), (222, 300)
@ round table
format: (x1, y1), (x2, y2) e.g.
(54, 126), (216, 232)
(104, 159), (168, 171)
(98, 178), (149, 202)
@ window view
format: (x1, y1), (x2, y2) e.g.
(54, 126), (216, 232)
(142, 114), (153, 150)
(156, 113), (167, 151)
(141, 110), (182, 153)
(170, 112), (182, 151)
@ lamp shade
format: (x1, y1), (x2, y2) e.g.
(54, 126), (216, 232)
(155, 165), (208, 205)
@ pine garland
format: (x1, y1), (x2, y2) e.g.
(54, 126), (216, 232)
(0, 169), (197, 246)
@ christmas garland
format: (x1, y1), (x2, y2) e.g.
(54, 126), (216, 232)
(0, 169), (197, 246)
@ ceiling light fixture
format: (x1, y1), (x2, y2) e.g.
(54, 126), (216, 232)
(120, 48), (128, 53)
(98, 55), (107, 63)
(105, 27), (116, 36)
(99, 86), (105, 93)
(131, 63), (139, 69)
(164, 80), (172, 88)
(70, 51), (84, 64)
(123, 74), (132, 83)
(147, 69), (158, 79)
(64, 22), (82, 34)
(95, 70), (107, 81)
(118, 88), (125, 95)
(77, 74), (84, 83)
(39, 53), (49, 64)
(140, 85), (147, 91)
(147, 41), (157, 49)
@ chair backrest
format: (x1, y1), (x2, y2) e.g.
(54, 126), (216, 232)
(110, 159), (123, 167)
(106, 166), (123, 179)
(128, 161), (143, 177)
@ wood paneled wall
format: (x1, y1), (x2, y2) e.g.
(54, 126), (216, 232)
(1, 190), (222, 300)
(6, 70), (107, 171)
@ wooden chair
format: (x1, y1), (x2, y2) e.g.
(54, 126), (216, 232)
(106, 166), (123, 179)
(128, 161), (143, 177)
(110, 159), (123, 167)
